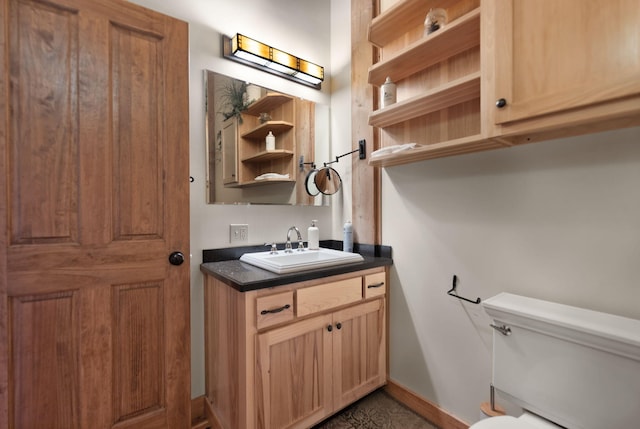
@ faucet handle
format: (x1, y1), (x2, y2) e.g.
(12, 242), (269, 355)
(265, 243), (278, 254)
(297, 240), (305, 251)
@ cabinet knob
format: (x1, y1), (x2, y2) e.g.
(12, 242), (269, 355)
(336, 322), (342, 330)
(327, 325), (333, 332)
(496, 98), (507, 108)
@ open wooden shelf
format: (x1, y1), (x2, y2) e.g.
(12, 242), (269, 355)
(368, 8), (480, 86)
(241, 149), (294, 163)
(367, 0), (486, 168)
(241, 121), (294, 140)
(245, 92), (293, 117)
(369, 72), (480, 127)
(368, 0), (460, 47)
(368, 134), (511, 167)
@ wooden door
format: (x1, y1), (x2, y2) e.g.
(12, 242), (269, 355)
(0, 0), (190, 428)
(256, 314), (333, 429)
(332, 299), (386, 410)
(491, 0), (640, 125)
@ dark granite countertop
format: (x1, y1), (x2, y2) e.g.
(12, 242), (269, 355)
(201, 240), (393, 292)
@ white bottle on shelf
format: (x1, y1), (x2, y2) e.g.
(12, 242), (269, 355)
(380, 77), (396, 108)
(265, 131), (275, 151)
(308, 220), (319, 250)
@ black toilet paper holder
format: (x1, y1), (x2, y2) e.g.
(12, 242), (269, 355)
(447, 275), (481, 304)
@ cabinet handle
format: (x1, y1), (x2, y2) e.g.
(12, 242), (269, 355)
(496, 98), (507, 108)
(367, 282), (384, 289)
(260, 304), (290, 315)
(327, 325), (333, 332)
(336, 322), (342, 330)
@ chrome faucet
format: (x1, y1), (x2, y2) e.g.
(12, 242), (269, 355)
(265, 242), (278, 254)
(285, 226), (305, 253)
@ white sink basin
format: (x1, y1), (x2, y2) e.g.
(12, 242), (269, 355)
(239, 247), (364, 274)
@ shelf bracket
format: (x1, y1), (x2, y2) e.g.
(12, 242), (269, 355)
(299, 155), (316, 172)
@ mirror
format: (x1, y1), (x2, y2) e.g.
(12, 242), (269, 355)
(205, 71), (329, 205)
(304, 166), (343, 196)
(315, 167), (342, 195)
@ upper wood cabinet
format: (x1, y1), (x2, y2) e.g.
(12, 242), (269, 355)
(367, 0), (640, 168)
(491, 0), (640, 124)
(488, 0), (640, 134)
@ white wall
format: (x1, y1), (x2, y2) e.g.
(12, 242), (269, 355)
(127, 0), (347, 397)
(383, 126), (640, 424)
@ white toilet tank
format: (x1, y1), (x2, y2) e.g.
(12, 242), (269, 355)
(483, 293), (640, 429)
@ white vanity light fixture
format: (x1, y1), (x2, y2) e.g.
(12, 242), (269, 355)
(222, 33), (324, 89)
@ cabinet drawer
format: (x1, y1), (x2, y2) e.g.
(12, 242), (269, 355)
(297, 277), (362, 317)
(364, 271), (386, 299)
(256, 291), (294, 330)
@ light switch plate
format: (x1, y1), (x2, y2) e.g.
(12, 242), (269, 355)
(230, 224), (249, 243)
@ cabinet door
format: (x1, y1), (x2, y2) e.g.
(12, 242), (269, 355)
(256, 314), (334, 429)
(332, 299), (386, 410)
(491, 0), (640, 125)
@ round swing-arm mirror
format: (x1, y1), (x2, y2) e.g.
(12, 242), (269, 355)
(314, 166), (342, 195)
(305, 169), (320, 196)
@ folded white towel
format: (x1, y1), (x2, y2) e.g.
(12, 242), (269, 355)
(254, 173), (290, 180)
(370, 143), (418, 158)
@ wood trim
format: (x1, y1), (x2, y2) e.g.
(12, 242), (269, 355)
(384, 380), (470, 429)
(0, 0), (8, 417)
(191, 396), (210, 429)
(204, 396), (222, 429)
(351, 0), (381, 246)
(188, 394), (224, 429)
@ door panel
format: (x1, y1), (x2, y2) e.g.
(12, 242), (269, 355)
(10, 292), (80, 429)
(9, 0), (80, 245)
(112, 282), (165, 423)
(111, 23), (165, 240)
(0, 0), (190, 428)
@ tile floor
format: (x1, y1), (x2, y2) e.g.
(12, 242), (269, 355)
(313, 389), (439, 429)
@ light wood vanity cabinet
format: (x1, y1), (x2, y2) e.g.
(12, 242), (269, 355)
(204, 267), (387, 429)
(367, 0), (640, 168)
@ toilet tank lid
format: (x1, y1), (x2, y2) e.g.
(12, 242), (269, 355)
(483, 293), (640, 361)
